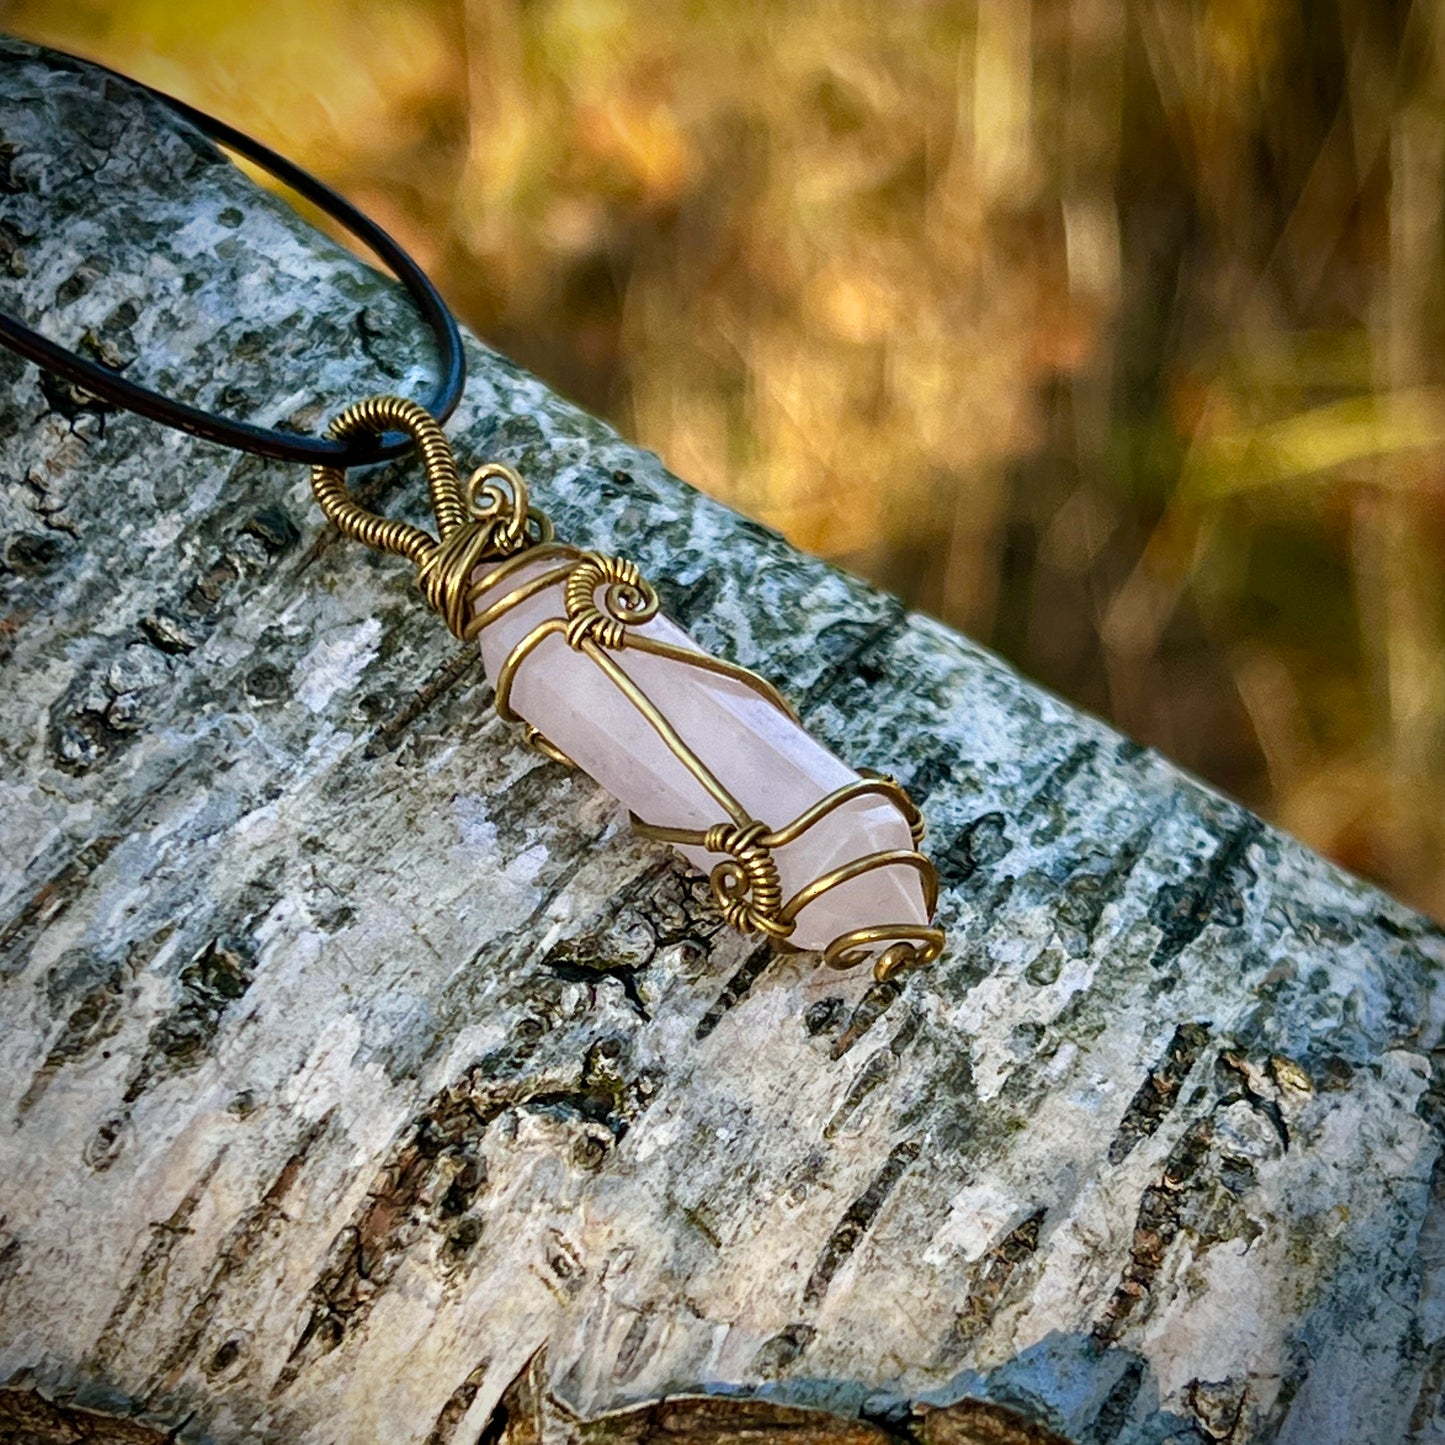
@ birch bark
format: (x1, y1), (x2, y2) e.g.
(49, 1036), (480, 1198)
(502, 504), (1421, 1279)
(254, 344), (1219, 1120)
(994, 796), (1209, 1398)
(2, 37), (1444, 1445)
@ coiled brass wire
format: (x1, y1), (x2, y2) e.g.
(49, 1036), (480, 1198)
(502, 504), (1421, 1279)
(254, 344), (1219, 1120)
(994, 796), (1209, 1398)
(310, 395), (467, 566)
(311, 395), (543, 640)
(703, 821), (792, 940)
(564, 555), (660, 651)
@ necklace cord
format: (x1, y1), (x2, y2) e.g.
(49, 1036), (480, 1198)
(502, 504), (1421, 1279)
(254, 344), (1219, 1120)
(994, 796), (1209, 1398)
(0, 55), (465, 466)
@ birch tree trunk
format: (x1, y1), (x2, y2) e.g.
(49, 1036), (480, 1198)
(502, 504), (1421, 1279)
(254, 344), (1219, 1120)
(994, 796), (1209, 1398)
(2, 37), (1445, 1445)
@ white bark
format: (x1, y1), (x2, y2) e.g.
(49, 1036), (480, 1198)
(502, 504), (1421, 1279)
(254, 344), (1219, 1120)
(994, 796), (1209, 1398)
(2, 37), (1444, 1445)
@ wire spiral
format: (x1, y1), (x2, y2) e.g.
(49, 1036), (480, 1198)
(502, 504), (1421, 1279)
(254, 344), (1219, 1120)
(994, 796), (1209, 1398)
(704, 822), (793, 940)
(563, 554), (661, 651)
(467, 463), (554, 554)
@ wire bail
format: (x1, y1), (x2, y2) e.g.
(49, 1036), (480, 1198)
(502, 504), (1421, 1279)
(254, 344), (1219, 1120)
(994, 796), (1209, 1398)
(310, 396), (550, 639)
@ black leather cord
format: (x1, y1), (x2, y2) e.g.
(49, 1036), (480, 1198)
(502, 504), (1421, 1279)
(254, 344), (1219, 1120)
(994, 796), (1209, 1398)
(0, 56), (465, 466)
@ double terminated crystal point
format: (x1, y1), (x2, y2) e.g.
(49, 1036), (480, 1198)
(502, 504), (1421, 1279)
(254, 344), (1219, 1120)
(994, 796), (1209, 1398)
(311, 398), (944, 980)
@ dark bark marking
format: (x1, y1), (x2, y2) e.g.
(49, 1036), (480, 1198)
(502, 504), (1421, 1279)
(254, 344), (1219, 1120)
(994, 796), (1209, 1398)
(612, 1312), (651, 1384)
(1216, 1051), (1290, 1153)
(937, 812), (1010, 890)
(525, 1036), (659, 1146)
(363, 646), (481, 759)
(1094, 1117), (1215, 1346)
(472, 1011), (558, 1082)
(46, 500), (305, 770)
(1108, 1023), (1213, 1165)
(1148, 820), (1262, 969)
(0, 834), (121, 974)
(36, 364), (117, 439)
(542, 856), (722, 992)
(825, 1050), (898, 1141)
(695, 943), (775, 1039)
(0, 1388), (171, 1443)
(1054, 825), (1153, 958)
(240, 506), (301, 556)
(3, 530), (68, 576)
(825, 1012), (921, 1139)
(802, 1138), (921, 1309)
(0, 1227), (20, 1292)
(0, 219), (29, 279)
(83, 1112), (132, 1173)
(1086, 1356), (1146, 1444)
(146, 1113), (334, 1393)
(545, 953), (650, 1021)
(278, 1040), (656, 1390)
(0, 138), (26, 195)
(795, 607), (911, 714)
(424, 1357), (489, 1445)
(137, 610), (203, 655)
(649, 556), (721, 626)
(1184, 1377), (1248, 1441)
(19, 463), (78, 539)
(1027, 740), (1099, 844)
(354, 306), (407, 381)
(831, 979), (905, 1060)
(203, 1330), (250, 1381)
(16, 965), (129, 1120)
(92, 1149), (228, 1367)
(122, 934), (258, 1106)
(23, 928), (175, 1117)
(680, 1202), (723, 1249)
(804, 996), (847, 1037)
(946, 1207), (1047, 1350)
(750, 1322), (817, 1378)
(904, 752), (957, 805)
(54, 255), (112, 307)
(903, 1047), (977, 1157)
(1408, 1335), (1445, 1437)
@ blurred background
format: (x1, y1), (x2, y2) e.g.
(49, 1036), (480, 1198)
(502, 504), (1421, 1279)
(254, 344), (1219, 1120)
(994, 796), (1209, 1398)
(4, 0), (1443, 920)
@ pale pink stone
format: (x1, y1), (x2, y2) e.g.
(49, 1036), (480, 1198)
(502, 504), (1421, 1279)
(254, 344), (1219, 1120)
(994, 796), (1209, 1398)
(474, 559), (929, 955)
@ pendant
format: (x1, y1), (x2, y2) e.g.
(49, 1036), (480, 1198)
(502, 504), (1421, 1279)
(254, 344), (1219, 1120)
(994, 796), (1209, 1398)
(311, 397), (944, 981)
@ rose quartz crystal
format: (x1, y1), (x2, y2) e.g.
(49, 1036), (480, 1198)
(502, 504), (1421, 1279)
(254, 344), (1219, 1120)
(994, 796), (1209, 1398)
(475, 559), (930, 955)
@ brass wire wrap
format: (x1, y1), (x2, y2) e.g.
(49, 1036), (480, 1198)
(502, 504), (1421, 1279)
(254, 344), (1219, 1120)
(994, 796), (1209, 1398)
(311, 396), (551, 639)
(564, 555), (660, 650)
(703, 822), (792, 940)
(311, 395), (945, 979)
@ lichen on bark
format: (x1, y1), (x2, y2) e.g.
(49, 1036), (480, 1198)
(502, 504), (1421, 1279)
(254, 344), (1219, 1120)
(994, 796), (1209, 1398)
(3, 36), (1445, 1445)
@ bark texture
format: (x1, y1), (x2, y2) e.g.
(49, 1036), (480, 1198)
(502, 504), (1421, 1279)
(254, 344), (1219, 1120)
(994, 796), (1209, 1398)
(3, 37), (1445, 1445)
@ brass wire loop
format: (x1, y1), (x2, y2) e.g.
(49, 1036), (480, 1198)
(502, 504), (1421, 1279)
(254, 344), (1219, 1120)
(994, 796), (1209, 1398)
(311, 395), (945, 979)
(564, 554), (660, 650)
(311, 397), (551, 641)
(704, 822), (792, 940)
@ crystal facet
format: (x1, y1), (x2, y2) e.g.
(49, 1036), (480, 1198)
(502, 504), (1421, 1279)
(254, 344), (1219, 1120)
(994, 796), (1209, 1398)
(474, 557), (933, 959)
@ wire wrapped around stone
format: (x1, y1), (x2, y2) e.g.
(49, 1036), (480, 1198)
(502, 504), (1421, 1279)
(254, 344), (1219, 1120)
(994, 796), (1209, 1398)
(704, 821), (794, 941)
(563, 553), (661, 651)
(415, 464), (554, 640)
(415, 523), (498, 639)
(312, 397), (946, 978)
